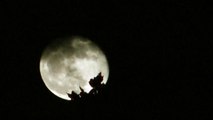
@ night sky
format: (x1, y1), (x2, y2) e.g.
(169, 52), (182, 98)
(1, 1), (212, 119)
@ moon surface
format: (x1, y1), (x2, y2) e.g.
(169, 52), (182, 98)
(39, 36), (109, 100)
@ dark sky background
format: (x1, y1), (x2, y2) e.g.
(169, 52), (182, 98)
(1, 1), (212, 119)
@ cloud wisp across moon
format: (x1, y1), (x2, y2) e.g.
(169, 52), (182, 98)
(39, 36), (109, 100)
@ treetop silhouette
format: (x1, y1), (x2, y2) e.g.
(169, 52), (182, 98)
(67, 72), (105, 100)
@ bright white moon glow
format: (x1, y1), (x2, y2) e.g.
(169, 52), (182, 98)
(39, 36), (109, 100)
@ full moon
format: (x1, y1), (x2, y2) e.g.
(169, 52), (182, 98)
(39, 36), (109, 100)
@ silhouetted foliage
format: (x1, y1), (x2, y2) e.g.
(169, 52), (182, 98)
(79, 87), (88, 98)
(67, 72), (106, 101)
(67, 91), (80, 100)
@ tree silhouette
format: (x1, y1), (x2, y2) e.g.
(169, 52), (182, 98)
(67, 91), (80, 101)
(67, 72), (106, 101)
